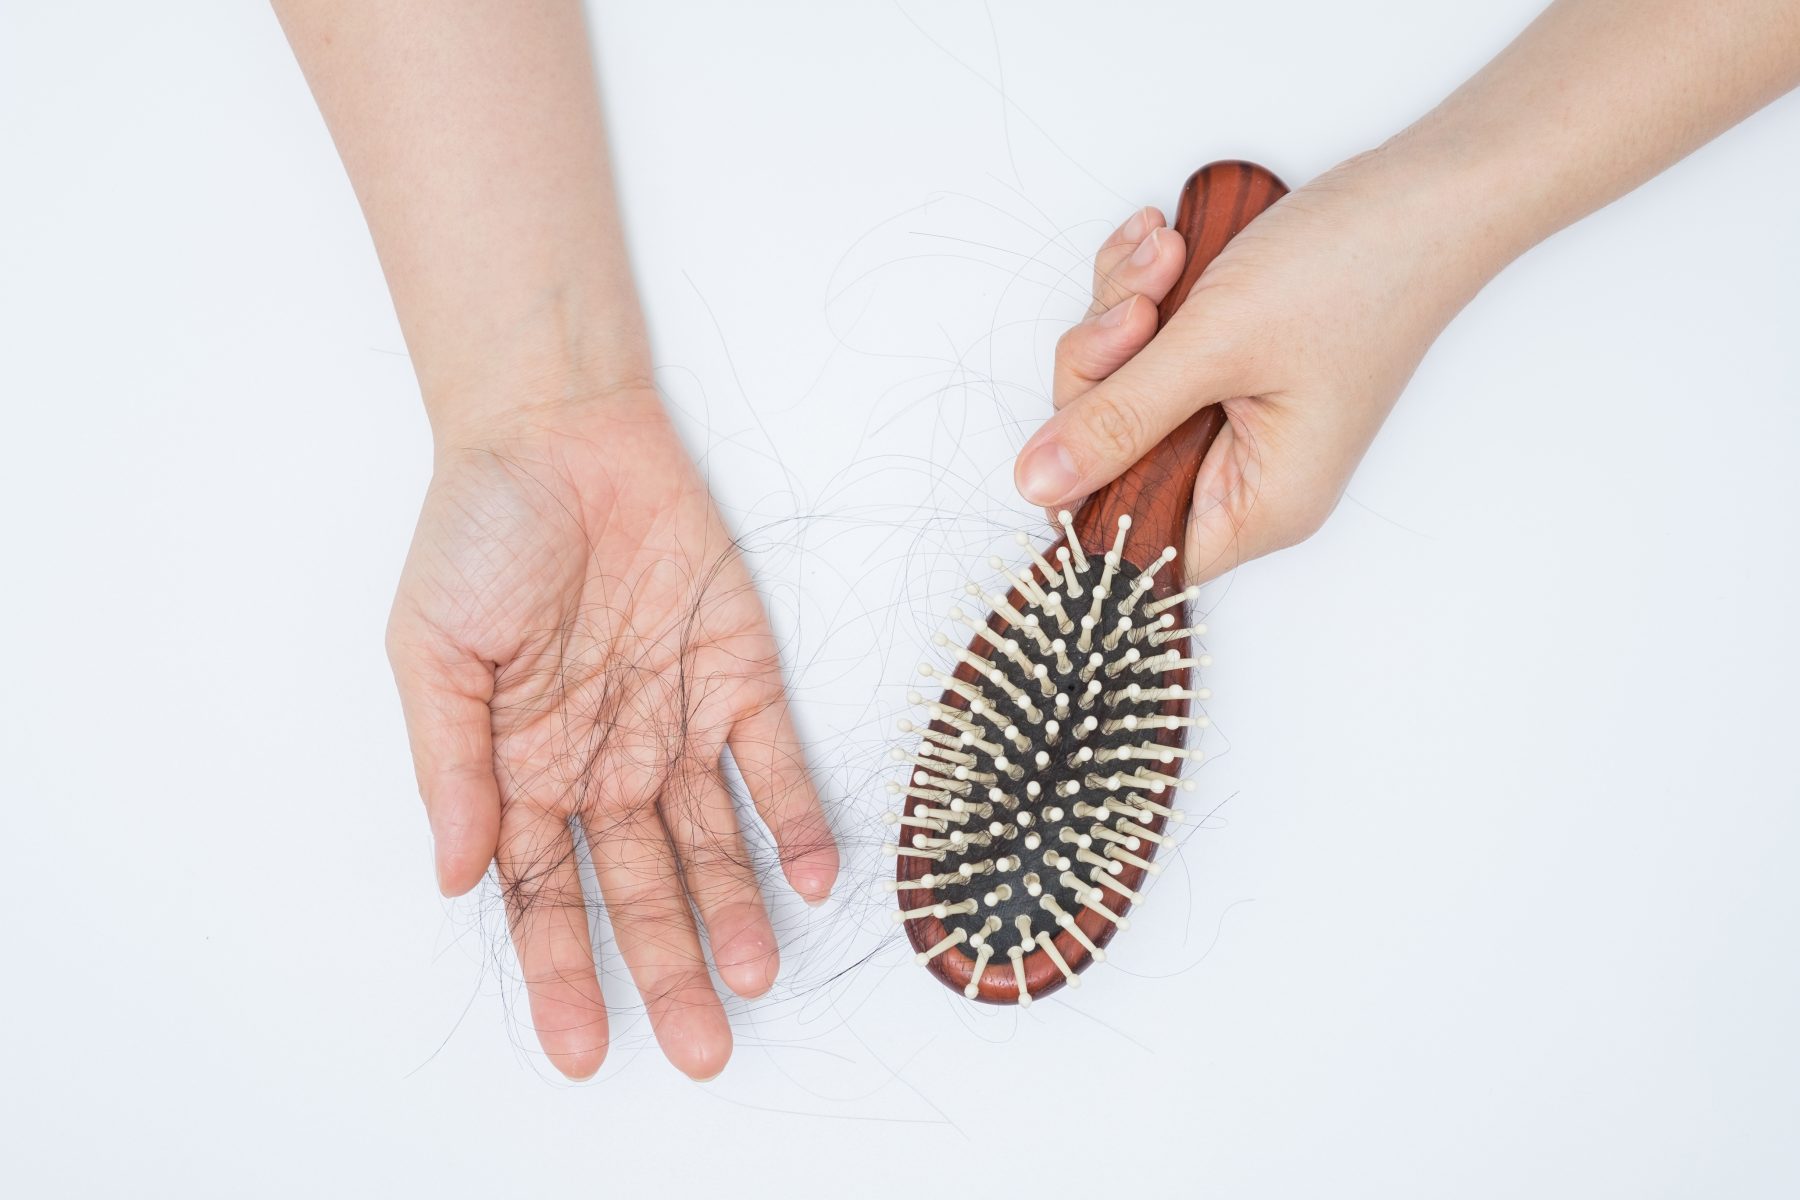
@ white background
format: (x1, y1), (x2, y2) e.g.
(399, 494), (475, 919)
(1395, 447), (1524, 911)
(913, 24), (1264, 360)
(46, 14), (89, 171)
(5, 2), (1799, 1196)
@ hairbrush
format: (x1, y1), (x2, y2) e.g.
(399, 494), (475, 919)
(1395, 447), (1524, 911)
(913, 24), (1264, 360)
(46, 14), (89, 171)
(885, 160), (1288, 1004)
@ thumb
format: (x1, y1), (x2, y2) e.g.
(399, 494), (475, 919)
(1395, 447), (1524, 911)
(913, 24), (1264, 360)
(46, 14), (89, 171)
(387, 629), (502, 897)
(1013, 322), (1245, 509)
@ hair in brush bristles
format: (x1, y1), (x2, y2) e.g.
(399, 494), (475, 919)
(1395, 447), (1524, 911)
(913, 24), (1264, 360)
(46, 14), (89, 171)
(885, 509), (1212, 1004)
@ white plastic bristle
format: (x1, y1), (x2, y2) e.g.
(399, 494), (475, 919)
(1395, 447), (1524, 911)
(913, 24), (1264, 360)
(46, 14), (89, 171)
(1009, 945), (1032, 1007)
(1023, 872), (1042, 896)
(983, 883), (1013, 906)
(969, 915), (1002, 947)
(1016, 531), (1065, 589)
(987, 591), (1032, 631)
(1113, 818), (1171, 847)
(888, 812), (948, 832)
(964, 943), (995, 998)
(919, 664), (982, 706)
(1081, 893), (1129, 929)
(1087, 824), (1136, 849)
(1076, 613), (1096, 654)
(1052, 640), (1073, 674)
(1053, 692), (1071, 719)
(1146, 744), (1202, 762)
(1018, 614), (1054, 655)
(1089, 866), (1142, 905)
(1133, 713), (1205, 732)
(1058, 870), (1103, 904)
(1072, 714), (1099, 740)
(1036, 931), (1079, 986)
(1105, 843), (1160, 875)
(1144, 585), (1200, 618)
(915, 927), (968, 965)
(991, 555), (1046, 609)
(1043, 896), (1105, 962)
(891, 845), (946, 862)
(1099, 516), (1130, 594)
(963, 731), (1004, 757)
(1104, 647), (1141, 679)
(1056, 510), (1089, 573)
(954, 608), (1034, 670)
(1054, 547), (1082, 599)
(1148, 624), (1204, 647)
(1127, 793), (1180, 820)
(918, 738), (974, 764)
(1042, 590), (1075, 634)
(1079, 653), (1104, 684)
(1076, 846), (1120, 876)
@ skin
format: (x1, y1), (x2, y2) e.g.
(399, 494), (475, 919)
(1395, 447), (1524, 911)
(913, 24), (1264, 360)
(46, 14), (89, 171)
(1020, 0), (1800, 580)
(274, 0), (1800, 1082)
(275, 0), (837, 1082)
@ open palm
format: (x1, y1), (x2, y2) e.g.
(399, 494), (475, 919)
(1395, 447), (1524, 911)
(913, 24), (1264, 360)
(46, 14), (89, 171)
(386, 393), (836, 1081)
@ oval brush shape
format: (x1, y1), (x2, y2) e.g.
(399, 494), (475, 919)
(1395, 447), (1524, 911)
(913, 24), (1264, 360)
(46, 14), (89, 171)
(890, 161), (1289, 1004)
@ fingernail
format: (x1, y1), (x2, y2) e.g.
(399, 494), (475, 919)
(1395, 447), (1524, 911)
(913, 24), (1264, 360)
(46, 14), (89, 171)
(1098, 295), (1136, 327)
(1017, 441), (1079, 506)
(1119, 208), (1151, 243)
(1129, 227), (1161, 267)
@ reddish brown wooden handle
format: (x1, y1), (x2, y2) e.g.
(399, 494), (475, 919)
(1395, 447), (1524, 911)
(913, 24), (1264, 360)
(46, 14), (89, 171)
(1069, 161), (1289, 564)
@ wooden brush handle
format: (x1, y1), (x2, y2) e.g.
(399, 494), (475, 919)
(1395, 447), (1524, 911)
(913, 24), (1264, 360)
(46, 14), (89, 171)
(1069, 161), (1289, 566)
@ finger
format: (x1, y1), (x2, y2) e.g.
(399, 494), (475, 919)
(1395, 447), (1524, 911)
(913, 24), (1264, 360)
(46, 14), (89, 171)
(387, 634), (501, 896)
(586, 803), (733, 1082)
(1183, 409), (1339, 585)
(496, 805), (609, 1080)
(660, 756), (780, 999)
(729, 691), (838, 906)
(1086, 207), (1162, 310)
(1014, 319), (1247, 509)
(1089, 223), (1185, 315)
(1052, 293), (1162, 410)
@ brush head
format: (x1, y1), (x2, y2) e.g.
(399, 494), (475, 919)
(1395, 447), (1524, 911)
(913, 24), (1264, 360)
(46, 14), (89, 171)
(888, 161), (1287, 1004)
(889, 511), (1209, 1003)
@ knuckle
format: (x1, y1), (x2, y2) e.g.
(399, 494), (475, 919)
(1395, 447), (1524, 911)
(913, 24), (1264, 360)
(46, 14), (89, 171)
(1081, 392), (1146, 460)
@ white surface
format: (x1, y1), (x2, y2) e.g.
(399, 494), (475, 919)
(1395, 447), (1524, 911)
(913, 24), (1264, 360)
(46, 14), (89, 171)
(4, 1), (1799, 1196)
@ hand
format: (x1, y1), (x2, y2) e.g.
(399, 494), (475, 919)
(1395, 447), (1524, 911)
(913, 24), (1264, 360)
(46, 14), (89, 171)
(385, 390), (838, 1081)
(1014, 150), (1495, 581)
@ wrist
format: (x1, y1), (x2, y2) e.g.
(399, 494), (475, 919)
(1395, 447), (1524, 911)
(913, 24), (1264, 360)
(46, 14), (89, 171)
(1306, 136), (1535, 334)
(417, 316), (658, 453)
(423, 357), (663, 457)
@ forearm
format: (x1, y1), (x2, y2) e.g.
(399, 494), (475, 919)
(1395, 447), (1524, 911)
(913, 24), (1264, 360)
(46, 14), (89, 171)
(1383, 0), (1800, 285)
(274, 0), (647, 440)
